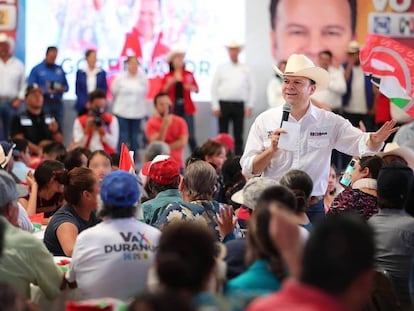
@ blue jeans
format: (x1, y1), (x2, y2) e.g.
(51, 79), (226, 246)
(43, 100), (64, 129)
(183, 114), (197, 151)
(0, 101), (12, 140)
(117, 116), (142, 153)
(306, 199), (325, 224)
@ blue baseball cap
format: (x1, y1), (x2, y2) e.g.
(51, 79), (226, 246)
(100, 171), (140, 207)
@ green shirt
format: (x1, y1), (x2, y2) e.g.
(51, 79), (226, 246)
(0, 217), (63, 299)
(141, 189), (183, 225)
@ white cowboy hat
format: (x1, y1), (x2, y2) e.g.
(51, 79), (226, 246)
(231, 177), (278, 210)
(0, 33), (8, 43)
(166, 49), (186, 63)
(273, 54), (330, 91)
(347, 40), (360, 53)
(225, 40), (244, 49)
(377, 142), (414, 171)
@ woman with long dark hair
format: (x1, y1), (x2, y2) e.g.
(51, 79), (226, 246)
(43, 167), (100, 256)
(20, 160), (66, 219)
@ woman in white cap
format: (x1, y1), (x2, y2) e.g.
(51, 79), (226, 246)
(161, 49), (199, 151)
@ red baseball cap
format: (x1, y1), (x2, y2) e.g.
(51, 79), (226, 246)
(213, 133), (235, 152)
(142, 155), (180, 185)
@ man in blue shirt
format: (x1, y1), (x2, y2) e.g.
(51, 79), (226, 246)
(28, 46), (68, 128)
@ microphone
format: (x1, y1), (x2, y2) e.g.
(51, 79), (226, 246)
(280, 103), (292, 127)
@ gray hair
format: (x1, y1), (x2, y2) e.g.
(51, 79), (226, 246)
(144, 141), (171, 162)
(183, 161), (217, 200)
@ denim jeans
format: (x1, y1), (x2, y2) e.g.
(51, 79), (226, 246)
(43, 100), (64, 129)
(183, 114), (197, 151)
(306, 199), (325, 224)
(117, 116), (142, 153)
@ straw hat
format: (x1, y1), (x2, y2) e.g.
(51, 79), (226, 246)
(347, 40), (360, 53)
(377, 142), (414, 171)
(273, 54), (330, 91)
(166, 49), (185, 63)
(225, 40), (244, 49)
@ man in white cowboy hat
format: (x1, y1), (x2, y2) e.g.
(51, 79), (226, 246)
(342, 40), (375, 131)
(211, 40), (255, 155)
(240, 53), (398, 223)
(0, 33), (25, 141)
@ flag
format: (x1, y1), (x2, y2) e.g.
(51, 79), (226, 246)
(119, 143), (135, 174)
(359, 34), (414, 118)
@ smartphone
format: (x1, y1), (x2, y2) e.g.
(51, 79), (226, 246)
(339, 159), (357, 188)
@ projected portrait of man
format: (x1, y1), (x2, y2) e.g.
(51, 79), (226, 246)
(269, 0), (356, 66)
(120, 0), (170, 99)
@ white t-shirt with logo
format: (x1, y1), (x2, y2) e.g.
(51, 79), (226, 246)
(66, 217), (161, 301)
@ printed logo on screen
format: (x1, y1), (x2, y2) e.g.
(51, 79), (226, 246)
(399, 17), (414, 36)
(373, 16), (391, 34)
(369, 13), (414, 38)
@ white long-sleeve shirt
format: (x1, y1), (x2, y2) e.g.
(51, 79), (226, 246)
(72, 115), (119, 152)
(111, 72), (148, 119)
(0, 57), (25, 99)
(240, 103), (381, 196)
(211, 62), (255, 110)
(312, 66), (346, 110)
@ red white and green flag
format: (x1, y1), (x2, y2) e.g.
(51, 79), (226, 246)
(360, 34), (414, 118)
(119, 143), (135, 174)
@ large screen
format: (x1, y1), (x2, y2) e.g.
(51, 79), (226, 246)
(24, 0), (246, 101)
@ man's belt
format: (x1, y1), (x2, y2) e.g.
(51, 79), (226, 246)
(219, 100), (244, 105)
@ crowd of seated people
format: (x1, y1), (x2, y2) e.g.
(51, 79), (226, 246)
(1, 122), (414, 309)
(1, 37), (414, 311)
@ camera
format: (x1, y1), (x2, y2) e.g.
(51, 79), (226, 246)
(89, 108), (104, 127)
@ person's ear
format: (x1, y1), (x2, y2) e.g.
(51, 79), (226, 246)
(83, 189), (93, 201)
(361, 167), (370, 178)
(309, 84), (317, 95)
(178, 178), (185, 193)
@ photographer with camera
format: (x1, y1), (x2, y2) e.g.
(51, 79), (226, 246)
(71, 89), (119, 153)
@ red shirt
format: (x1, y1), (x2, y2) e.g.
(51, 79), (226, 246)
(145, 115), (188, 167)
(161, 70), (198, 115)
(247, 280), (347, 311)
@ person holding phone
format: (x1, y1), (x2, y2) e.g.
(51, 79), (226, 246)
(328, 155), (384, 220)
(145, 92), (188, 168)
(27, 46), (69, 128)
